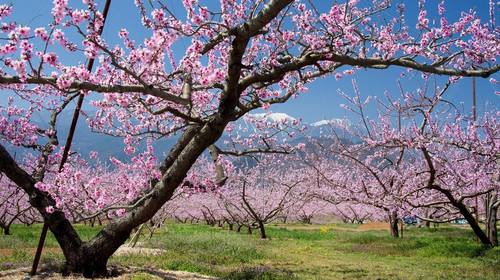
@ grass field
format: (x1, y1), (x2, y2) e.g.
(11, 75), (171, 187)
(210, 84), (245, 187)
(0, 223), (499, 279)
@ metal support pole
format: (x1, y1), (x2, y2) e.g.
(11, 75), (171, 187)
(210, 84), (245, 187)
(472, 78), (480, 225)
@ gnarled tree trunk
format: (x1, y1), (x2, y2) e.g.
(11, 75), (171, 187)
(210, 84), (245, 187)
(439, 189), (492, 246)
(0, 120), (228, 276)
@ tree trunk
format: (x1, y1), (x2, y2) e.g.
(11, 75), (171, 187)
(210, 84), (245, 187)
(486, 192), (498, 246)
(1, 122), (226, 277)
(236, 224), (242, 232)
(487, 208), (498, 246)
(64, 224), (132, 277)
(258, 220), (267, 239)
(228, 223), (233, 231)
(429, 183), (493, 246)
(425, 212), (431, 228)
(389, 211), (399, 238)
(400, 219), (404, 238)
(453, 199), (492, 246)
(63, 251), (108, 278)
(485, 194), (490, 236)
(0, 2), (292, 268)
(301, 216), (311, 224)
(247, 226), (252, 234)
(2, 225), (10, 235)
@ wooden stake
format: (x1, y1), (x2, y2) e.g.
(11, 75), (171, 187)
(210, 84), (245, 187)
(30, 0), (113, 275)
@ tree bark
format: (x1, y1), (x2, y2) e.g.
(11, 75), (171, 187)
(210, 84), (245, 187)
(487, 208), (498, 247)
(0, 144), (87, 273)
(0, 1), (313, 276)
(63, 250), (109, 277)
(1, 121), (227, 276)
(400, 219), (404, 238)
(389, 211), (399, 238)
(487, 192), (498, 246)
(258, 220), (267, 239)
(2, 225), (10, 235)
(438, 188), (493, 246)
(452, 198), (492, 246)
(421, 148), (492, 246)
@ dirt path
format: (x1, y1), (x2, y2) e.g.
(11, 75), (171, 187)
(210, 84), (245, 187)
(114, 245), (167, 256)
(357, 222), (390, 231)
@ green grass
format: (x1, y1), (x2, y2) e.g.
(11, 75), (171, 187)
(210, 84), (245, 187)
(0, 224), (102, 270)
(0, 223), (102, 249)
(1, 223), (499, 279)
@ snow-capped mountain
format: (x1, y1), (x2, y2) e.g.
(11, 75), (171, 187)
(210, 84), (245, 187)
(310, 119), (350, 128)
(246, 113), (350, 130)
(7, 111), (358, 161)
(247, 112), (297, 123)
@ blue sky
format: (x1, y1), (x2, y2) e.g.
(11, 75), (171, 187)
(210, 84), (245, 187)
(3, 0), (499, 123)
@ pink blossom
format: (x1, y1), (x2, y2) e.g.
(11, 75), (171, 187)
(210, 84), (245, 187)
(45, 206), (55, 214)
(71, 9), (86, 24)
(34, 27), (48, 40)
(42, 52), (58, 66)
(0, 5), (12, 18)
(17, 26), (30, 37)
(52, 0), (68, 24)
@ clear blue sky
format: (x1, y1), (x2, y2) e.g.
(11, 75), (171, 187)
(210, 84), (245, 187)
(3, 0), (499, 123)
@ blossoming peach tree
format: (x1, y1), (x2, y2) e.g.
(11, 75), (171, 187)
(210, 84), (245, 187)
(308, 78), (499, 244)
(0, 0), (498, 277)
